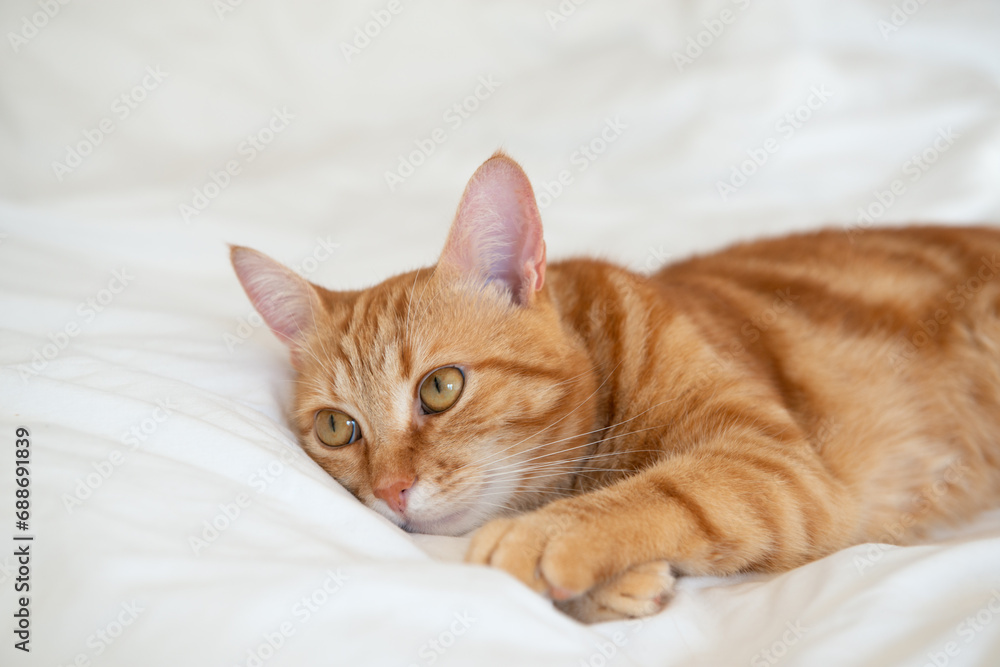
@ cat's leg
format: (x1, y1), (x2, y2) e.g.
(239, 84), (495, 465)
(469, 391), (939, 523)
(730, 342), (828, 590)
(466, 438), (853, 622)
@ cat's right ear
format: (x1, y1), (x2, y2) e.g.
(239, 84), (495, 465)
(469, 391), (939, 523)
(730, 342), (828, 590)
(437, 151), (546, 306)
(230, 245), (323, 358)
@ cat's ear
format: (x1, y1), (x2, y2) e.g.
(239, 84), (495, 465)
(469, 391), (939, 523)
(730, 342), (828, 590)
(230, 245), (324, 355)
(437, 151), (546, 306)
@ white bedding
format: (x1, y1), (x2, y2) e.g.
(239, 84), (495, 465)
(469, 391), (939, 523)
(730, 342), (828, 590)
(2, 0), (1000, 665)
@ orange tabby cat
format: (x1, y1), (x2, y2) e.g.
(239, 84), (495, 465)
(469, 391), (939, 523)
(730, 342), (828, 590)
(231, 152), (1000, 623)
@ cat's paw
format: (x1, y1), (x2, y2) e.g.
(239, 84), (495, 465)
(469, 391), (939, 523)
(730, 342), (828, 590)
(466, 509), (675, 622)
(555, 560), (675, 623)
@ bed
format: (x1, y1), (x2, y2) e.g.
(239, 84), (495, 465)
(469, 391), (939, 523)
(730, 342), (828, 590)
(2, 0), (999, 665)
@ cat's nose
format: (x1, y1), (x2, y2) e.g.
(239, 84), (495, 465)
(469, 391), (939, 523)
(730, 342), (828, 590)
(373, 476), (415, 515)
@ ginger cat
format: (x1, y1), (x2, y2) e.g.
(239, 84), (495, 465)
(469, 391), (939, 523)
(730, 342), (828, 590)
(231, 152), (1000, 623)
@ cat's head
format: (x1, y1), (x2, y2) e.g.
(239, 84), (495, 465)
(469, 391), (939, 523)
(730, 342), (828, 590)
(232, 152), (596, 536)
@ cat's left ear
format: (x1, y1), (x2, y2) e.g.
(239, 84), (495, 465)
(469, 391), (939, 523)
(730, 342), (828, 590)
(437, 152), (546, 306)
(230, 245), (324, 363)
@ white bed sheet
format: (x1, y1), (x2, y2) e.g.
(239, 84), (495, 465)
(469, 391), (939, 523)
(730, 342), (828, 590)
(2, 0), (1000, 665)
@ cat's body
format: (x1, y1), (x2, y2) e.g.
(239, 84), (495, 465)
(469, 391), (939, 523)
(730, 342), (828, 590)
(555, 228), (1000, 544)
(232, 153), (1000, 622)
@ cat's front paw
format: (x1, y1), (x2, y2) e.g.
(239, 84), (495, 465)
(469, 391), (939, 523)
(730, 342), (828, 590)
(556, 560), (675, 623)
(466, 509), (675, 622)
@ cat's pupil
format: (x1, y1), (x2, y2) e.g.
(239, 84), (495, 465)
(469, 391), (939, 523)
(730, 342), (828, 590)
(434, 376), (441, 393)
(329, 414), (337, 432)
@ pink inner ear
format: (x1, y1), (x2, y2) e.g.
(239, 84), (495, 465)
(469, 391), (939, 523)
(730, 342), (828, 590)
(440, 153), (546, 304)
(230, 246), (320, 347)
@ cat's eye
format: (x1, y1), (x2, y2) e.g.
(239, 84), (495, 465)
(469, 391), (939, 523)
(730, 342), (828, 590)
(314, 409), (362, 448)
(419, 366), (465, 414)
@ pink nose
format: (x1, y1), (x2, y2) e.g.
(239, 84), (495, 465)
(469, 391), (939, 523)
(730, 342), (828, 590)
(373, 476), (414, 515)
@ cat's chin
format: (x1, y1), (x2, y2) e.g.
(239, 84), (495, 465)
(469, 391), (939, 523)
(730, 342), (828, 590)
(402, 506), (486, 537)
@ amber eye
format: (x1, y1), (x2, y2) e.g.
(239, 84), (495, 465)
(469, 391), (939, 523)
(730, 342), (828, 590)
(314, 409), (362, 448)
(419, 366), (465, 414)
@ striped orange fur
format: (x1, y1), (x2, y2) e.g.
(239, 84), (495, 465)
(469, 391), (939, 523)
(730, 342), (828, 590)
(232, 153), (1000, 623)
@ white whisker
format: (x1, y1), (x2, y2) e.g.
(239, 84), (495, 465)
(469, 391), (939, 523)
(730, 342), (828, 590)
(453, 359), (627, 474)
